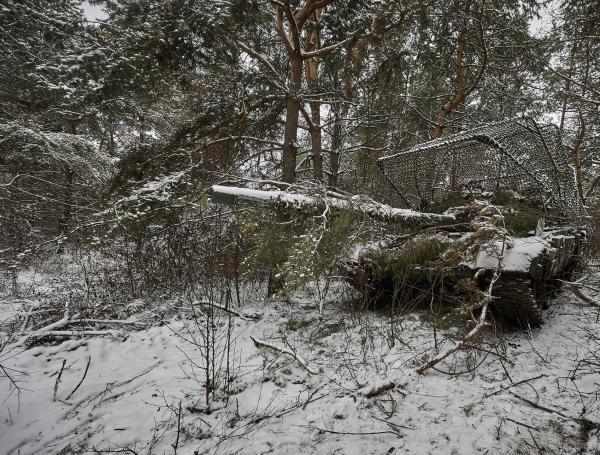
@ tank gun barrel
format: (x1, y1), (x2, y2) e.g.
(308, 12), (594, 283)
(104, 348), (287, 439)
(208, 185), (457, 227)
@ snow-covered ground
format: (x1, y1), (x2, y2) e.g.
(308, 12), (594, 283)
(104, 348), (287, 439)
(1, 274), (600, 454)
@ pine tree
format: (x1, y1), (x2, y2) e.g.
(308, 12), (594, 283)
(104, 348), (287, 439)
(0, 0), (96, 131)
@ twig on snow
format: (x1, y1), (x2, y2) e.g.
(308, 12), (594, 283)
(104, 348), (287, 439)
(29, 329), (124, 339)
(172, 400), (182, 455)
(510, 391), (600, 429)
(563, 284), (600, 308)
(309, 425), (402, 436)
(194, 300), (248, 320)
(251, 336), (319, 375)
(66, 356), (91, 401)
(504, 416), (539, 431)
(53, 359), (67, 401)
(0, 363), (24, 395)
(13, 318), (138, 347)
(364, 381), (395, 398)
(483, 374), (547, 399)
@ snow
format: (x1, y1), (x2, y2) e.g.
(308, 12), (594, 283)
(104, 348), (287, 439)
(1, 275), (600, 454)
(473, 236), (549, 272)
(211, 184), (313, 207)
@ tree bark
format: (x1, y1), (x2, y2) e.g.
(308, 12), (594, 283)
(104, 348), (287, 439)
(573, 111), (586, 201)
(426, 1), (486, 203)
(276, 2), (305, 184)
(433, 1), (471, 140)
(328, 42), (360, 189)
(433, 1), (487, 139)
(283, 53), (302, 183)
(327, 9), (410, 189)
(559, 37), (578, 134)
(328, 111), (342, 189)
(138, 113), (145, 144)
(30, 93), (37, 113)
(305, 8), (323, 182)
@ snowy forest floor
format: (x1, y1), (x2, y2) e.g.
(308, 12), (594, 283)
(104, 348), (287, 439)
(2, 266), (600, 454)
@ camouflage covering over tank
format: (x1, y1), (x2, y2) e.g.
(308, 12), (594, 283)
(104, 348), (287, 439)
(376, 117), (585, 221)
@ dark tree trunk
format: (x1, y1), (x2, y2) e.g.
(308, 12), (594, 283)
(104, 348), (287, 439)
(282, 53), (302, 183)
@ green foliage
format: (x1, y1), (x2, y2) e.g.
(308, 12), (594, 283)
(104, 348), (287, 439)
(427, 190), (547, 239)
(419, 306), (467, 330)
(283, 318), (314, 332)
(489, 191), (544, 236)
(277, 225), (323, 295)
(0, 123), (110, 267)
(368, 237), (449, 283)
(489, 190), (513, 206)
(0, 0), (89, 126)
(585, 200), (600, 260)
(429, 192), (468, 214)
(503, 211), (539, 236)
(277, 213), (356, 295)
(240, 209), (356, 296)
(238, 209), (298, 279)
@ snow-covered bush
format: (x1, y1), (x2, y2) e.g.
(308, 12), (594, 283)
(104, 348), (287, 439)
(0, 123), (110, 272)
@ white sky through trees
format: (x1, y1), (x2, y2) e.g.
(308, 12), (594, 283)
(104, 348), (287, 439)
(81, 1), (108, 22)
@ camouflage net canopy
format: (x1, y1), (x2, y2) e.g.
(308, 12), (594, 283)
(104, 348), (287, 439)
(376, 117), (584, 221)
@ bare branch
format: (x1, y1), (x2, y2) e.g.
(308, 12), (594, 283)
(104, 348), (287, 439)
(299, 104), (315, 129)
(282, 0), (302, 52)
(295, 0), (334, 29)
(275, 4), (294, 54)
(543, 61), (600, 101)
(233, 40), (283, 84)
(251, 336), (319, 374)
(302, 35), (354, 59)
(203, 135), (284, 148)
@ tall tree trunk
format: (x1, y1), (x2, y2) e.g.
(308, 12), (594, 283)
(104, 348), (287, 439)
(30, 94), (37, 113)
(328, 110), (342, 189)
(328, 46), (358, 189)
(305, 9), (323, 182)
(426, 1), (487, 204)
(559, 43), (577, 134)
(308, 105), (322, 181)
(283, 53), (302, 183)
(573, 111), (586, 201)
(433, 0), (487, 139)
(138, 113), (145, 144)
(61, 167), (74, 232)
(433, 1), (471, 140)
(559, 73), (573, 135)
(573, 41), (590, 202)
(63, 121), (76, 232)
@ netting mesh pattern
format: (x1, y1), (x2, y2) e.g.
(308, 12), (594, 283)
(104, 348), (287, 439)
(376, 117), (584, 220)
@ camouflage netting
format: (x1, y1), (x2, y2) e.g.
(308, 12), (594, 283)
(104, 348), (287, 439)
(376, 117), (584, 221)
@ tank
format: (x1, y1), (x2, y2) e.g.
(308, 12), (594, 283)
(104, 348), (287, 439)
(209, 117), (587, 326)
